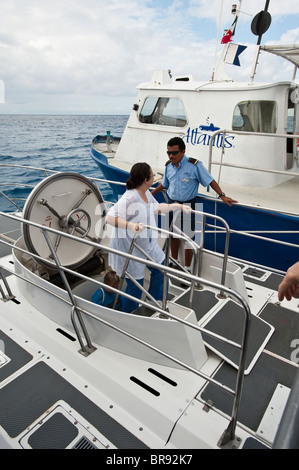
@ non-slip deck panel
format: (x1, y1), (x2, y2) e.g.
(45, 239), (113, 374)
(28, 412), (79, 450)
(260, 303), (299, 360)
(242, 437), (270, 449)
(174, 289), (219, 322)
(200, 352), (297, 432)
(201, 300), (273, 373)
(244, 271), (283, 290)
(0, 361), (148, 449)
(0, 330), (33, 382)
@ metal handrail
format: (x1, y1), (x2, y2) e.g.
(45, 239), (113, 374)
(191, 208), (230, 294)
(0, 209), (251, 446)
(116, 220), (201, 309)
(203, 222), (299, 250)
(208, 129), (299, 179)
(1, 162), (299, 218)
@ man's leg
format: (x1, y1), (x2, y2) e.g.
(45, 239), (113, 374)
(148, 264), (168, 301)
(123, 277), (144, 313)
(170, 237), (180, 262)
(185, 248), (193, 270)
(184, 199), (196, 271)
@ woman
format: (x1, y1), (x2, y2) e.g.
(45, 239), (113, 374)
(105, 162), (189, 313)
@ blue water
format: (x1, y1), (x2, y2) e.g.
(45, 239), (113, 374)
(0, 114), (128, 212)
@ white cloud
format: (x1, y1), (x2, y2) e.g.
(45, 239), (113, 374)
(0, 0), (298, 114)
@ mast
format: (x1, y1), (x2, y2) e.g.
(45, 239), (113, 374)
(250, 0), (272, 83)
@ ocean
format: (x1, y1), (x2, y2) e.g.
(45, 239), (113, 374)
(0, 114), (128, 212)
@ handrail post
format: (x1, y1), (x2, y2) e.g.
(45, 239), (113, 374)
(0, 267), (15, 301)
(113, 233), (138, 309)
(190, 209), (231, 296)
(42, 229), (96, 356)
(217, 294), (251, 448)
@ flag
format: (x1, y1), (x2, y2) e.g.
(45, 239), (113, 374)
(224, 44), (247, 66)
(221, 14), (239, 44)
(221, 29), (233, 44)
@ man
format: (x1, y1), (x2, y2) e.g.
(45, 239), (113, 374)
(151, 137), (237, 271)
(91, 271), (123, 311)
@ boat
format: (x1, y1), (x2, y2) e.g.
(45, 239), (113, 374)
(0, 165), (299, 450)
(90, 1), (299, 273)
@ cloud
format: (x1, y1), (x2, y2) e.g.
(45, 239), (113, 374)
(0, 0), (298, 113)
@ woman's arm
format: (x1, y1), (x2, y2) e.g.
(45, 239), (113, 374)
(105, 214), (144, 233)
(155, 203), (190, 214)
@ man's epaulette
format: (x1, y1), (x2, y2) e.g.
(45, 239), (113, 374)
(165, 160), (171, 166)
(188, 157), (198, 165)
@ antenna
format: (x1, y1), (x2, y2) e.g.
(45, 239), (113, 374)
(212, 0), (225, 80)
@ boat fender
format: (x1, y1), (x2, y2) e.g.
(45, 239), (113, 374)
(188, 158), (198, 165)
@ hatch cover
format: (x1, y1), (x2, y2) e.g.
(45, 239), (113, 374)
(22, 173), (106, 268)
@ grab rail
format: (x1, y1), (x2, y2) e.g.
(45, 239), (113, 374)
(208, 129), (299, 181)
(116, 219), (201, 310)
(0, 209), (250, 447)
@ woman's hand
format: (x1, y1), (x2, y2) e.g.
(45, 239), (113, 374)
(179, 204), (191, 214)
(128, 222), (144, 233)
(106, 215), (144, 233)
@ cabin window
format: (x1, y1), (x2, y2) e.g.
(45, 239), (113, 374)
(139, 97), (187, 127)
(232, 100), (277, 133)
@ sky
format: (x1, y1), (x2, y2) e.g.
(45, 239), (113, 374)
(0, 0), (299, 115)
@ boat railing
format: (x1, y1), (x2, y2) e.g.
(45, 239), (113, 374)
(0, 209), (250, 448)
(114, 206), (231, 311)
(1, 164), (299, 276)
(208, 129), (299, 191)
(0, 165), (60, 211)
(116, 220), (202, 310)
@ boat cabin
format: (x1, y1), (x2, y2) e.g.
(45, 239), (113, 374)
(115, 70), (299, 188)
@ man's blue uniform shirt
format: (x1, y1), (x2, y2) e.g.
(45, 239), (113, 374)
(162, 155), (213, 201)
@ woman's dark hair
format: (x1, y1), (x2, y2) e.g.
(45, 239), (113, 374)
(126, 162), (151, 190)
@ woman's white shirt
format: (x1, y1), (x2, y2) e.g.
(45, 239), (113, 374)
(107, 189), (165, 279)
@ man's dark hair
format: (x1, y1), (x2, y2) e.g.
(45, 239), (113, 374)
(167, 137), (185, 152)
